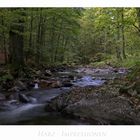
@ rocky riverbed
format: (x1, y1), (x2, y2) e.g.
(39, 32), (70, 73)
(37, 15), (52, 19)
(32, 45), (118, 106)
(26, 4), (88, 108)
(0, 66), (139, 125)
(46, 84), (140, 125)
(45, 67), (140, 125)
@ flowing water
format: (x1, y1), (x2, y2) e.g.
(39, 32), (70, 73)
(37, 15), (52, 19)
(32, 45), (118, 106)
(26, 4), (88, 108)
(73, 76), (106, 87)
(0, 68), (126, 125)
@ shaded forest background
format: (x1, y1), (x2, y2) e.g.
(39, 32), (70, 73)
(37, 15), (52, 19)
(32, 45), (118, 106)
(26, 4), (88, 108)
(0, 8), (140, 77)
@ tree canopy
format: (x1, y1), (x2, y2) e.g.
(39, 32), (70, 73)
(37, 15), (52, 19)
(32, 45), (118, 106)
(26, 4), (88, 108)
(0, 8), (140, 76)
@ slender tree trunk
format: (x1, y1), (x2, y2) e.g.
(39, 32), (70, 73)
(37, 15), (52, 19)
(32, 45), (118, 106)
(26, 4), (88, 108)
(35, 9), (46, 64)
(1, 15), (8, 64)
(40, 17), (46, 62)
(104, 28), (107, 54)
(3, 34), (7, 64)
(54, 33), (61, 62)
(9, 9), (25, 77)
(50, 17), (56, 63)
(36, 9), (42, 64)
(28, 10), (33, 61)
(54, 20), (63, 62)
(116, 9), (122, 60)
(134, 8), (140, 36)
(61, 37), (68, 62)
(121, 8), (126, 59)
(136, 8), (140, 29)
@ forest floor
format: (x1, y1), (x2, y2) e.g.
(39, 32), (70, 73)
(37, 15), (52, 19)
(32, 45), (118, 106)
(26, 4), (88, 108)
(0, 64), (139, 124)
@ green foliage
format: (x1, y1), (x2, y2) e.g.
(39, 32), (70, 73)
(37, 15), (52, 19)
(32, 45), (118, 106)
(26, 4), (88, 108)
(0, 73), (13, 82)
(127, 61), (140, 81)
(0, 8), (140, 69)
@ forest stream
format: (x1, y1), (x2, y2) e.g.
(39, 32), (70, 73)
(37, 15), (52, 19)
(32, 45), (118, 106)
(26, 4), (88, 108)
(0, 67), (130, 125)
(0, 7), (140, 126)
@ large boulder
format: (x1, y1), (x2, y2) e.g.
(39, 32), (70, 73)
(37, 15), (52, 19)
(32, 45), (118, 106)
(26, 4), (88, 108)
(64, 95), (135, 124)
(46, 87), (93, 111)
(46, 85), (138, 124)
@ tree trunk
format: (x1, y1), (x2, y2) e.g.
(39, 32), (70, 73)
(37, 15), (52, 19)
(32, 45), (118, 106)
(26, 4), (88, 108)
(121, 8), (127, 59)
(50, 17), (56, 63)
(1, 14), (8, 64)
(27, 9), (34, 61)
(54, 20), (63, 62)
(9, 9), (25, 77)
(3, 34), (7, 64)
(36, 9), (42, 64)
(35, 9), (46, 64)
(61, 37), (68, 62)
(136, 8), (140, 29)
(116, 9), (122, 60)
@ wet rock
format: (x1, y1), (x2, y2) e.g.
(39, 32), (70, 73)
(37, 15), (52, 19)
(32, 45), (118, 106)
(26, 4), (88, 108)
(39, 80), (62, 89)
(113, 68), (118, 73)
(51, 80), (62, 88)
(18, 93), (30, 103)
(63, 82), (73, 87)
(68, 75), (75, 80)
(39, 80), (51, 88)
(45, 95), (67, 111)
(45, 70), (52, 76)
(35, 70), (41, 75)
